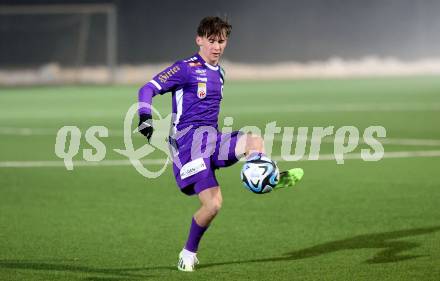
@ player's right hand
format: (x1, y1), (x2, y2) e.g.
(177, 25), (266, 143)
(138, 113), (154, 143)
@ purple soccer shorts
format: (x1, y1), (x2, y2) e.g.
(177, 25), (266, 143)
(170, 128), (244, 195)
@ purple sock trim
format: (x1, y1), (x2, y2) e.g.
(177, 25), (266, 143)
(184, 217), (208, 253)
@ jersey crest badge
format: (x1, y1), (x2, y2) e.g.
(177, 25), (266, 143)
(197, 82), (207, 99)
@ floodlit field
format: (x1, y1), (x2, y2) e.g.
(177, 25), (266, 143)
(1, 76), (440, 281)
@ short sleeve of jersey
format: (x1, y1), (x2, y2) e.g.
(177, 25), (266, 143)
(147, 61), (189, 95)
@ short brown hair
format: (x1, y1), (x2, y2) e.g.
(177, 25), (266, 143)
(197, 16), (232, 38)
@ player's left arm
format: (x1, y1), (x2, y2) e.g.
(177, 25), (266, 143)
(137, 61), (189, 142)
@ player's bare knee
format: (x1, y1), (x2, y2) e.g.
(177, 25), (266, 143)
(212, 201), (222, 215)
(252, 135), (264, 148)
(245, 133), (264, 154)
(205, 197), (222, 216)
(212, 195), (223, 213)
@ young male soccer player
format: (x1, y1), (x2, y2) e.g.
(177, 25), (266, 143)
(137, 16), (303, 272)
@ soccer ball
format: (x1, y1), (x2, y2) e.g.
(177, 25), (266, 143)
(241, 154), (280, 194)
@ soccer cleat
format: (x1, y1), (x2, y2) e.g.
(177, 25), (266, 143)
(275, 168), (304, 189)
(177, 249), (199, 272)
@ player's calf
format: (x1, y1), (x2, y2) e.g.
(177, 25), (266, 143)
(195, 186), (222, 226)
(195, 195), (222, 225)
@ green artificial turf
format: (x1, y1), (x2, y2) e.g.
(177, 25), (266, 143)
(1, 76), (440, 280)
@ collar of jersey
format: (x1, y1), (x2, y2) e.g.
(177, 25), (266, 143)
(195, 53), (219, 71)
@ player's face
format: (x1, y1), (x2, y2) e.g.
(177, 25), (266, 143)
(196, 33), (228, 66)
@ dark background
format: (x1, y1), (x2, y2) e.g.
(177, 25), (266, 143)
(1, 0), (440, 66)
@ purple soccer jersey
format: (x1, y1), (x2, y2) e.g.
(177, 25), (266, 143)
(139, 53), (241, 195)
(144, 53), (224, 133)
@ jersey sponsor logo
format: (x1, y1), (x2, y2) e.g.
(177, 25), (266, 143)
(196, 77), (207, 82)
(158, 65), (181, 83)
(197, 82), (207, 99)
(189, 62), (202, 67)
(195, 69), (206, 75)
(180, 158), (206, 179)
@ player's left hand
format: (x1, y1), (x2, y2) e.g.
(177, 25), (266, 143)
(138, 113), (154, 143)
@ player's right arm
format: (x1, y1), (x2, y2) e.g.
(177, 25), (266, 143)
(138, 61), (189, 142)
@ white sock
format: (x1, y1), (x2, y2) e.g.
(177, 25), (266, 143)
(182, 248), (197, 256)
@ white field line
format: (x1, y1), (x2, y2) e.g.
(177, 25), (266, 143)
(225, 103), (440, 113)
(2, 127), (440, 147)
(1, 103), (440, 120)
(274, 150), (440, 161)
(272, 136), (440, 147)
(0, 127), (157, 137)
(0, 127), (55, 136)
(0, 159), (167, 168)
(1, 150), (440, 168)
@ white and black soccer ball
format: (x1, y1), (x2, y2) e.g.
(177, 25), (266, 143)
(241, 154), (280, 194)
